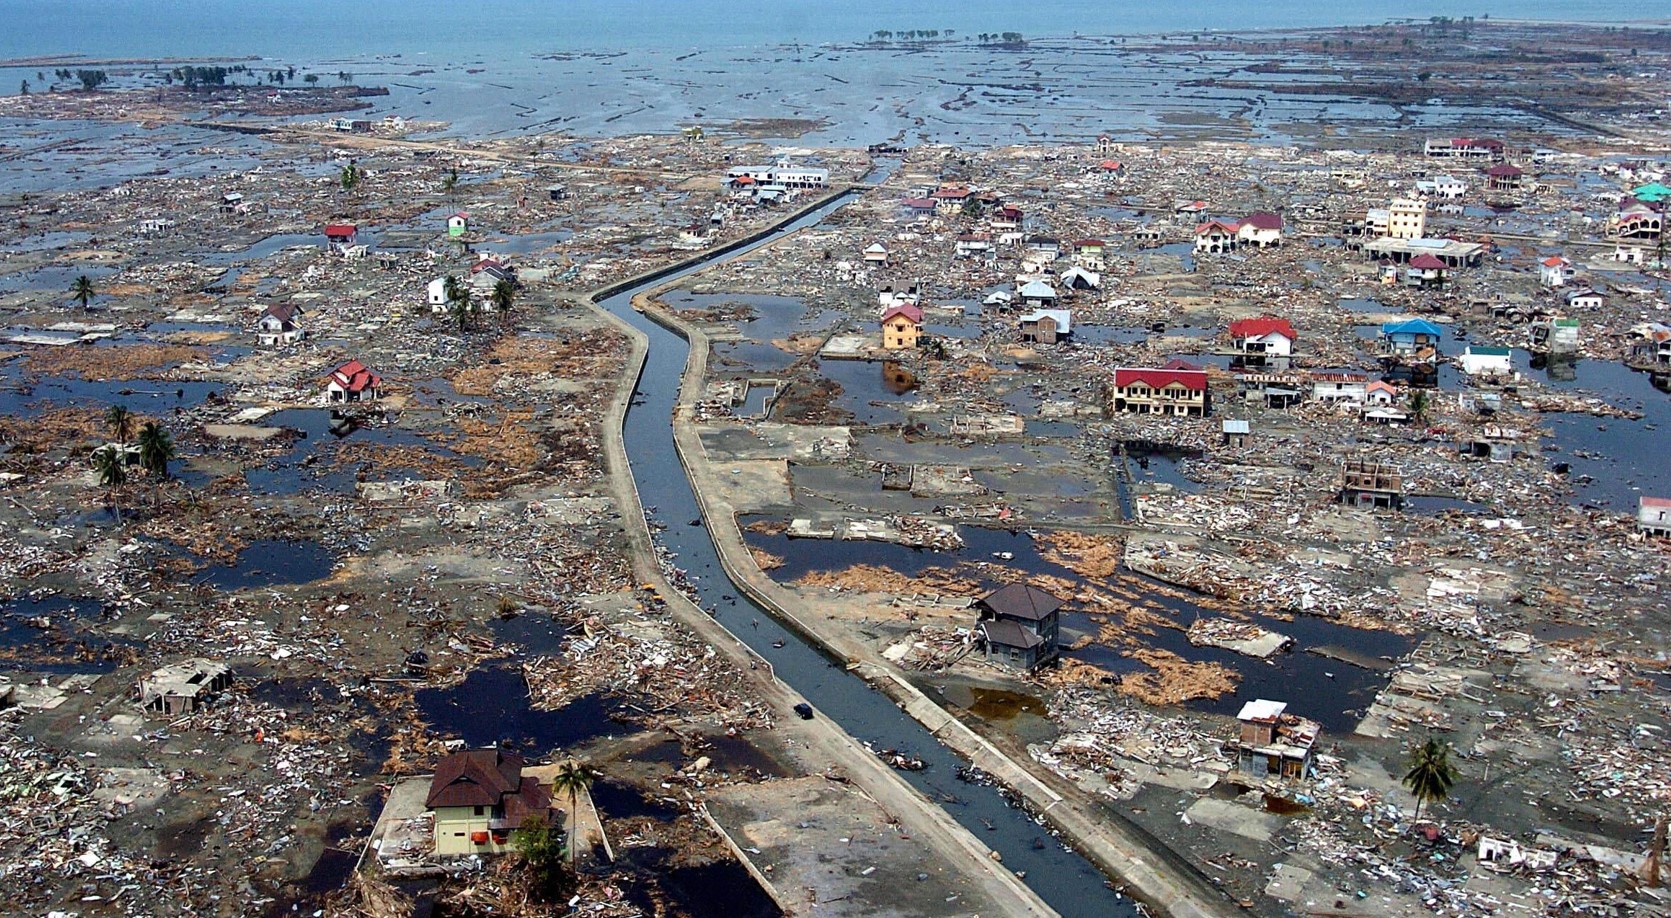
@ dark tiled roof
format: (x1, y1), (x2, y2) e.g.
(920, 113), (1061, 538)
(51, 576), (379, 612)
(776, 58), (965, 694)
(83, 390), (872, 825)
(426, 749), (525, 809)
(979, 583), (1063, 622)
(981, 619), (1043, 650)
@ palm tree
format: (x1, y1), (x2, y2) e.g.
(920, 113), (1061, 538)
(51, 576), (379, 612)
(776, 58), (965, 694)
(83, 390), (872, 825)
(444, 275), (473, 333)
(491, 278), (515, 323)
(442, 167), (459, 195)
(136, 421), (175, 507)
(93, 446), (127, 522)
(1402, 735), (1458, 828)
(340, 162), (361, 194)
(550, 759), (597, 870)
(71, 274), (96, 310)
(105, 404), (134, 448)
(1409, 389), (1430, 425)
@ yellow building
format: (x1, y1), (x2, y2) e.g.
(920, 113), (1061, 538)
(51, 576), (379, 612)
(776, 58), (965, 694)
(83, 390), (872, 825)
(1387, 198), (1427, 240)
(881, 303), (924, 350)
(427, 749), (556, 857)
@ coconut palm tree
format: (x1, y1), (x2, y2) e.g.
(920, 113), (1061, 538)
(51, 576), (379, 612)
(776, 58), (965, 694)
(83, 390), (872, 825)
(71, 274), (96, 310)
(441, 167), (459, 195)
(1402, 735), (1458, 827)
(92, 445), (127, 522)
(1409, 389), (1430, 425)
(550, 758), (597, 870)
(491, 278), (515, 323)
(444, 275), (474, 333)
(136, 421), (175, 507)
(105, 404), (135, 448)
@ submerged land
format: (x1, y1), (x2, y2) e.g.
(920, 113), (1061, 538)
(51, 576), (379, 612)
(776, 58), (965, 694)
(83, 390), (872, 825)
(0, 17), (1669, 918)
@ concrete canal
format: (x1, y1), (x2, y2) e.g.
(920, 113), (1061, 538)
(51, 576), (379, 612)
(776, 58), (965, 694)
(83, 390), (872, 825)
(595, 196), (1143, 918)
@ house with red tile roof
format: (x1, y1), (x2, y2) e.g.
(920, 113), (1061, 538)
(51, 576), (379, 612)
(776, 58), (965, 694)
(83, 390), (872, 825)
(325, 359), (383, 403)
(1194, 219), (1241, 254)
(1228, 316), (1296, 357)
(1236, 211), (1284, 248)
(880, 303), (924, 350)
(1110, 360), (1209, 417)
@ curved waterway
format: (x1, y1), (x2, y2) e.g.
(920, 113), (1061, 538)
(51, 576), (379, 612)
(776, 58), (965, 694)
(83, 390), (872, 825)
(597, 195), (1141, 918)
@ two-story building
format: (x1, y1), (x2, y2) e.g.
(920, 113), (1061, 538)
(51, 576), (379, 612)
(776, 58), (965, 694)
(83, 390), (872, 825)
(1231, 700), (1319, 781)
(427, 749), (558, 856)
(1228, 316), (1296, 358)
(976, 584), (1063, 670)
(880, 303), (924, 350)
(1110, 361), (1209, 417)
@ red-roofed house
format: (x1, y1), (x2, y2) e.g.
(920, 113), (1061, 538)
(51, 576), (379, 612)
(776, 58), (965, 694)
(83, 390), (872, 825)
(1229, 317), (1296, 358)
(1195, 219), (1240, 254)
(931, 185), (974, 215)
(1407, 253), (1447, 288)
(880, 303), (924, 350)
(325, 359), (383, 403)
(902, 197), (937, 215)
(1237, 211), (1284, 248)
(1540, 256), (1574, 288)
(323, 223), (357, 249)
(1111, 363), (1209, 417)
(1095, 159), (1124, 174)
(427, 749), (558, 856)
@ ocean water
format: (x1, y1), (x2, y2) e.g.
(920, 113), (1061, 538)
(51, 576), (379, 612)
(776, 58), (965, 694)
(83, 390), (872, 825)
(0, 0), (1655, 60)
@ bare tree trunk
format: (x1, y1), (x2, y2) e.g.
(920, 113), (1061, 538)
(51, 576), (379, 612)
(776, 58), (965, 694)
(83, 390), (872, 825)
(1641, 815), (1667, 888)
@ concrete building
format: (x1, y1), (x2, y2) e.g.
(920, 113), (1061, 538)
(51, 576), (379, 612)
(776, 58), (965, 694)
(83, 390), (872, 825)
(1423, 137), (1506, 161)
(139, 660), (232, 716)
(1229, 316), (1296, 358)
(1529, 317), (1580, 355)
(880, 303), (923, 350)
(1386, 198), (1427, 240)
(256, 302), (304, 347)
(1640, 497), (1671, 537)
(1540, 256), (1574, 288)
(1110, 361), (1209, 417)
(1458, 345), (1513, 378)
(325, 359), (383, 403)
(1232, 700), (1319, 781)
(1018, 308), (1072, 344)
(1339, 459), (1404, 510)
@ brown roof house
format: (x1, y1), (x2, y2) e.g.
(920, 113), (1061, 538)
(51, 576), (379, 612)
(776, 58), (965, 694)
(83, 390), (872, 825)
(427, 749), (557, 856)
(976, 584), (1063, 670)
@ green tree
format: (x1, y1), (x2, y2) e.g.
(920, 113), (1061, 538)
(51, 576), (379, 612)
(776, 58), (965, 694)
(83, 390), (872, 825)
(1402, 735), (1458, 827)
(550, 759), (597, 870)
(303, 73), (319, 85)
(511, 815), (577, 902)
(71, 274), (96, 310)
(340, 162), (361, 193)
(76, 69), (108, 91)
(1409, 389), (1430, 424)
(136, 421), (175, 507)
(490, 278), (516, 320)
(961, 196), (984, 220)
(105, 404), (135, 448)
(444, 275), (474, 333)
(441, 167), (459, 195)
(93, 446), (128, 522)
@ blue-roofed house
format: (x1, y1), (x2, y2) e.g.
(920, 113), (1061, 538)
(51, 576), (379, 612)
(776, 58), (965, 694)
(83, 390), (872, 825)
(1381, 318), (1444, 357)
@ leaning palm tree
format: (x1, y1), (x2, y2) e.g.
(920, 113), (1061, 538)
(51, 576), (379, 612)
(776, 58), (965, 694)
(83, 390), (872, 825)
(136, 421), (175, 507)
(105, 404), (135, 448)
(1402, 735), (1458, 828)
(491, 278), (515, 322)
(92, 445), (127, 522)
(549, 759), (597, 870)
(71, 274), (96, 310)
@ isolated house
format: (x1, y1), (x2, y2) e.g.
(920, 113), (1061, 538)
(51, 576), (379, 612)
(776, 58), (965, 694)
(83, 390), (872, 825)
(1640, 497), (1671, 537)
(1228, 316), (1296, 358)
(880, 303), (924, 350)
(427, 749), (557, 856)
(901, 197), (937, 216)
(256, 302), (304, 347)
(1232, 700), (1319, 781)
(976, 584), (1063, 670)
(1539, 256), (1573, 288)
(427, 277), (451, 311)
(323, 223), (358, 249)
(863, 242), (889, 265)
(1110, 361), (1209, 417)
(219, 192), (247, 215)
(1485, 163), (1524, 192)
(325, 359), (383, 403)
(1221, 418), (1250, 447)
(447, 212), (468, 237)
(1529, 317), (1580, 355)
(1018, 308), (1072, 344)
(1311, 372), (1368, 404)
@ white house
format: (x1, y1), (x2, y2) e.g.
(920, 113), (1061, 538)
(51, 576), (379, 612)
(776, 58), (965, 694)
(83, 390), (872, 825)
(1565, 288), (1606, 310)
(427, 277), (451, 312)
(863, 243), (889, 265)
(1458, 345), (1513, 377)
(1236, 212), (1284, 248)
(1414, 175), (1466, 199)
(1539, 256), (1573, 288)
(1311, 372), (1367, 404)
(256, 302), (304, 347)
(1228, 317), (1296, 358)
(1018, 280), (1058, 308)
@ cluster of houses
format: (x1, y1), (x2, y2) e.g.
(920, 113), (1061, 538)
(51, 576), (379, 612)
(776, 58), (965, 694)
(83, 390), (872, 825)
(725, 159), (829, 207)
